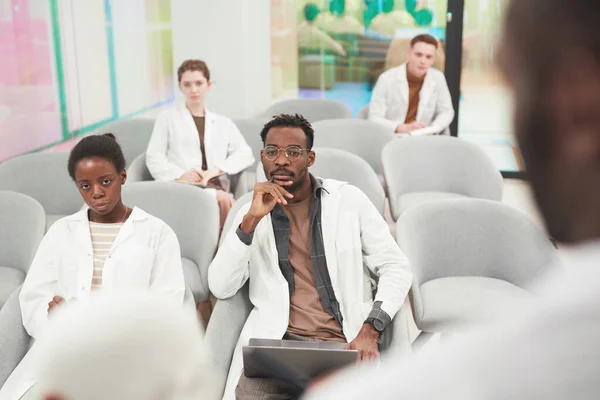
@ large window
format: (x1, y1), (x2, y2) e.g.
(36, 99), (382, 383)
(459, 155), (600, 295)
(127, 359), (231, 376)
(0, 0), (174, 162)
(270, 0), (521, 175)
(291, 0), (448, 116)
(0, 0), (61, 161)
(457, 0), (520, 173)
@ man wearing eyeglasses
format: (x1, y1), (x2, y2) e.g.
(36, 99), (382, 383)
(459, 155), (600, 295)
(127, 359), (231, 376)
(209, 113), (412, 400)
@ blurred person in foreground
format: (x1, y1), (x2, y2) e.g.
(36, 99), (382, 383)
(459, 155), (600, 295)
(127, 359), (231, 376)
(33, 293), (221, 400)
(305, 0), (600, 398)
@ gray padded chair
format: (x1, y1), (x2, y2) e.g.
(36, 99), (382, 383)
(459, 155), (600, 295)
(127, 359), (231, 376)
(95, 117), (155, 167)
(312, 119), (395, 176)
(0, 286), (30, 388)
(0, 192), (45, 309)
(0, 153), (82, 229)
(255, 147), (385, 215)
(127, 153), (153, 182)
(205, 285), (412, 399)
(397, 199), (560, 346)
(219, 192), (253, 247)
(261, 99), (351, 123)
(356, 104), (369, 119)
(121, 182), (219, 302)
(382, 136), (503, 220)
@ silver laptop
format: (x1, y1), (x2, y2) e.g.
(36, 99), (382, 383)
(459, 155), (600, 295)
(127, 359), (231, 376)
(243, 338), (358, 382)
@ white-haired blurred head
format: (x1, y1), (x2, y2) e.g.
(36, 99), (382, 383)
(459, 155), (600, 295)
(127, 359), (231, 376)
(33, 292), (222, 400)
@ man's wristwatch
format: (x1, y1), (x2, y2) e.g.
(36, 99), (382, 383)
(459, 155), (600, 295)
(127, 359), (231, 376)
(365, 317), (385, 334)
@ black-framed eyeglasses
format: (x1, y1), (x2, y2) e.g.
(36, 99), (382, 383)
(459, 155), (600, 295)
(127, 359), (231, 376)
(261, 145), (311, 161)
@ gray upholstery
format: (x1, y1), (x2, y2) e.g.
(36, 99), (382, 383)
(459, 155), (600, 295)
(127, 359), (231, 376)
(234, 118), (265, 165)
(311, 148), (385, 215)
(356, 104), (369, 120)
(397, 199), (560, 334)
(121, 182), (220, 302)
(205, 283), (252, 395)
(220, 192), (253, 247)
(312, 119), (395, 175)
(419, 277), (533, 332)
(0, 191), (46, 308)
(127, 153), (154, 182)
(0, 286), (30, 388)
(0, 268), (25, 311)
(0, 153), (82, 229)
(234, 118), (267, 195)
(95, 117), (155, 167)
(205, 283), (411, 399)
(261, 99), (351, 123)
(382, 136), (503, 220)
(396, 191), (467, 216)
(255, 147), (386, 215)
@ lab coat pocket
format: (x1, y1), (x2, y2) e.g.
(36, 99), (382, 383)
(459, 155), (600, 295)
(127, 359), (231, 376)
(335, 212), (360, 252)
(57, 258), (81, 299)
(113, 247), (154, 287)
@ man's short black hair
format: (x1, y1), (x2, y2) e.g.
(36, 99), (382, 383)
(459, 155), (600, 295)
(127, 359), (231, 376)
(260, 114), (315, 150)
(67, 133), (126, 180)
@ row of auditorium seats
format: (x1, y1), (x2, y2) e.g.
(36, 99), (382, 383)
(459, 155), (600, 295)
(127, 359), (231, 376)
(0, 105), (504, 310)
(0, 191), (560, 395)
(0, 98), (560, 398)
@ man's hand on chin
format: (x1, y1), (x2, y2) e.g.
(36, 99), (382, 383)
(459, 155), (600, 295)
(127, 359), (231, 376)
(344, 323), (380, 361)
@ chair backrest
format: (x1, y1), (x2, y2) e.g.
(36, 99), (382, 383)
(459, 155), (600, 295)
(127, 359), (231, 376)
(121, 182), (220, 298)
(382, 136), (503, 217)
(220, 192), (253, 247)
(312, 119), (395, 174)
(356, 104), (369, 119)
(312, 148), (385, 214)
(397, 199), (560, 319)
(0, 285), (31, 388)
(233, 118), (266, 168)
(254, 147), (385, 215)
(0, 192), (46, 274)
(262, 99), (351, 123)
(204, 283), (252, 399)
(0, 152), (83, 217)
(127, 153), (153, 182)
(96, 118), (155, 167)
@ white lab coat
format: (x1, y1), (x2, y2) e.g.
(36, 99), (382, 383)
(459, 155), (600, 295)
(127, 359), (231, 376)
(0, 207), (185, 400)
(304, 244), (600, 400)
(369, 63), (455, 135)
(146, 104), (255, 182)
(209, 179), (413, 400)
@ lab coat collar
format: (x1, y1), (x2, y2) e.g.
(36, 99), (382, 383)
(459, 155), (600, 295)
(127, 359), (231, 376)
(176, 102), (218, 123)
(67, 206), (148, 222)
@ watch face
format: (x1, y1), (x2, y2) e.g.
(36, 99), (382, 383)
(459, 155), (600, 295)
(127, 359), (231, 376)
(373, 319), (385, 332)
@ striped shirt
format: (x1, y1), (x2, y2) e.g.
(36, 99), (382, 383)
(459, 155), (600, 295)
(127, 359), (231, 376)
(89, 221), (123, 290)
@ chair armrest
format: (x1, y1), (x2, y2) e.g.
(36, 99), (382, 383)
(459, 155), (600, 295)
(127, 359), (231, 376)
(0, 285), (31, 387)
(379, 301), (412, 356)
(204, 283), (252, 396)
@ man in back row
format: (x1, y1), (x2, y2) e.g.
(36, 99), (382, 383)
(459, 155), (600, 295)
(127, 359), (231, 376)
(369, 34), (455, 136)
(307, 0), (600, 398)
(208, 113), (412, 400)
